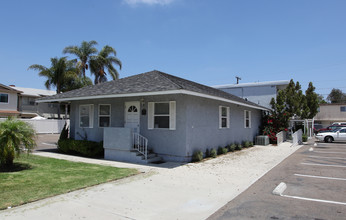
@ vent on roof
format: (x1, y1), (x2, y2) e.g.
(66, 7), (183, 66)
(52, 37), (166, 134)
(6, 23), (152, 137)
(9, 85), (15, 87)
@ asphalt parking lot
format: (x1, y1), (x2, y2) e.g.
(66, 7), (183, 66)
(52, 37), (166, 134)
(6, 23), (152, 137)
(208, 140), (346, 220)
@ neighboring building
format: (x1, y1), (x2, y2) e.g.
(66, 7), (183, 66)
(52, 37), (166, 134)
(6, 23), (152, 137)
(0, 83), (21, 117)
(314, 103), (346, 127)
(0, 83), (60, 118)
(37, 70), (268, 163)
(213, 80), (289, 109)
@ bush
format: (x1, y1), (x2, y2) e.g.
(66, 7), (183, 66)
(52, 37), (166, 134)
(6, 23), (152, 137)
(249, 141), (254, 147)
(57, 139), (103, 158)
(59, 123), (69, 141)
(302, 134), (308, 142)
(210, 148), (217, 158)
(205, 148), (210, 158)
(235, 144), (242, 151)
(244, 141), (250, 148)
(228, 144), (236, 152)
(217, 146), (228, 155)
(192, 150), (203, 162)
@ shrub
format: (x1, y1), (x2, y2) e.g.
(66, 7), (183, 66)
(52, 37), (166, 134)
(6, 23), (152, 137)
(302, 134), (308, 142)
(249, 141), (254, 147)
(59, 123), (69, 141)
(244, 141), (250, 148)
(218, 146), (228, 155)
(192, 150), (203, 162)
(235, 144), (242, 151)
(57, 139), (103, 158)
(229, 144), (236, 152)
(210, 148), (217, 158)
(205, 148), (210, 158)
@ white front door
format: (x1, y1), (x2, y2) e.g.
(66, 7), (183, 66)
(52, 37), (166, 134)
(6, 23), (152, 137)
(124, 101), (140, 133)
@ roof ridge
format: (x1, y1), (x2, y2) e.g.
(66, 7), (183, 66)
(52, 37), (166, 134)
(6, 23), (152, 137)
(153, 70), (184, 89)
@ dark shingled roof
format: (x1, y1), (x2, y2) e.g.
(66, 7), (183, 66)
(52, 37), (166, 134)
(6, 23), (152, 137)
(38, 70), (267, 110)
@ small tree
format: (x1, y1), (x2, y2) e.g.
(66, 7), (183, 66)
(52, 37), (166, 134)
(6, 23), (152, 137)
(327, 88), (346, 103)
(0, 118), (36, 168)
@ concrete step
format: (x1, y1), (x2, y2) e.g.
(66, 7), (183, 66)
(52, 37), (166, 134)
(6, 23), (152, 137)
(147, 156), (163, 163)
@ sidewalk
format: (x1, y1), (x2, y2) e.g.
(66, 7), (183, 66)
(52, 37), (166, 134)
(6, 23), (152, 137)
(0, 142), (302, 220)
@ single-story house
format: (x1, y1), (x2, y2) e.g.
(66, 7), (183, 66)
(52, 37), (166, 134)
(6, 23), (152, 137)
(37, 70), (268, 163)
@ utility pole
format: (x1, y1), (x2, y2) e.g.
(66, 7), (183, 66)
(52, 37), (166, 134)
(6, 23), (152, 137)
(236, 76), (242, 84)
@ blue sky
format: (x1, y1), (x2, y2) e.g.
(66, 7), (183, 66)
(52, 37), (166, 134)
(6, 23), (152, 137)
(1, 0), (346, 98)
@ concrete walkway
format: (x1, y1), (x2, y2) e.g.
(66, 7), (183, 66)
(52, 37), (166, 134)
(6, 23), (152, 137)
(0, 142), (302, 220)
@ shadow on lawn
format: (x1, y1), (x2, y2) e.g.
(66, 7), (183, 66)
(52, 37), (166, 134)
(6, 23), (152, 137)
(0, 163), (32, 173)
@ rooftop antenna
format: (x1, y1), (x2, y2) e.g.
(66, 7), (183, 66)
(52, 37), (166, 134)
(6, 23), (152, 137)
(236, 76), (242, 84)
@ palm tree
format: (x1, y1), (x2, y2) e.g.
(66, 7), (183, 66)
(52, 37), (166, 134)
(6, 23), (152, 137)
(90, 45), (122, 84)
(63, 40), (98, 78)
(28, 57), (78, 94)
(0, 118), (36, 168)
(28, 57), (79, 119)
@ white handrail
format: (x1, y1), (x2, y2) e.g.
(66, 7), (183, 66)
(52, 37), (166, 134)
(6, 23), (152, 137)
(133, 133), (148, 160)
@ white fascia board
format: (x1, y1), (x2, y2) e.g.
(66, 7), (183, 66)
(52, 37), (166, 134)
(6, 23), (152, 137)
(36, 89), (268, 111)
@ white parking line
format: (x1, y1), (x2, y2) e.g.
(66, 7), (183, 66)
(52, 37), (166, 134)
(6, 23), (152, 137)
(294, 174), (346, 181)
(41, 142), (57, 146)
(308, 155), (346, 160)
(282, 195), (346, 206)
(301, 162), (346, 168)
(314, 151), (346, 154)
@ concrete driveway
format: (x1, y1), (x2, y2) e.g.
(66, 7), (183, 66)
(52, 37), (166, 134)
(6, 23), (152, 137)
(0, 142), (301, 220)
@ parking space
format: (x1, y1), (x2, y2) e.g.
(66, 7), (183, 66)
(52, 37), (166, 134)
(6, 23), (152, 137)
(209, 141), (346, 220)
(279, 142), (346, 206)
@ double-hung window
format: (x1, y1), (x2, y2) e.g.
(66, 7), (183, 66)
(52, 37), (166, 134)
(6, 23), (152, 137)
(244, 110), (251, 128)
(0, 93), (9, 103)
(219, 106), (230, 129)
(79, 104), (94, 128)
(99, 104), (111, 127)
(148, 101), (176, 130)
(341, 106), (346, 112)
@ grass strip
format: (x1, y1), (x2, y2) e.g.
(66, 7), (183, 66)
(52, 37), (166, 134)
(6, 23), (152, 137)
(0, 154), (138, 209)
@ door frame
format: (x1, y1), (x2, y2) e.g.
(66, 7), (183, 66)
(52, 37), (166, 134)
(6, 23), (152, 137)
(124, 101), (140, 133)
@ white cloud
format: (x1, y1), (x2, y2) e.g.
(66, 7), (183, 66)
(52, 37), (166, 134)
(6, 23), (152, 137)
(123, 0), (175, 6)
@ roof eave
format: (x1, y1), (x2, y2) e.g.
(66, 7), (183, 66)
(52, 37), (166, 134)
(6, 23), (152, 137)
(36, 89), (268, 111)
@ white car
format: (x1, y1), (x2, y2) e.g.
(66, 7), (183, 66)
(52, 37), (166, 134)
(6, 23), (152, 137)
(316, 127), (346, 143)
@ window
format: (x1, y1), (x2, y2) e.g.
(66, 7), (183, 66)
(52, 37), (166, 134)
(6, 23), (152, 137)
(99, 104), (110, 127)
(244, 110), (251, 128)
(341, 106), (346, 112)
(0, 93), (9, 103)
(79, 105), (94, 128)
(148, 101), (176, 130)
(339, 129), (346, 133)
(219, 106), (230, 128)
(22, 97), (35, 105)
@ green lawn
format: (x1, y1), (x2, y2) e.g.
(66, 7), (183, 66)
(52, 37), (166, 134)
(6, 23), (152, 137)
(0, 154), (138, 210)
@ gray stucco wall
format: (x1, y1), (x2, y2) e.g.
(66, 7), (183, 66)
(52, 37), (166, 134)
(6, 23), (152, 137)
(184, 96), (262, 159)
(69, 94), (262, 162)
(220, 85), (277, 109)
(0, 92), (18, 111)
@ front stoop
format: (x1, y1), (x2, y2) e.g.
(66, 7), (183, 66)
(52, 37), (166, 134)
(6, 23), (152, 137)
(130, 150), (163, 164)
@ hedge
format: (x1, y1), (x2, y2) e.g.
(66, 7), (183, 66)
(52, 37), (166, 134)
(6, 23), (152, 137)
(57, 139), (104, 158)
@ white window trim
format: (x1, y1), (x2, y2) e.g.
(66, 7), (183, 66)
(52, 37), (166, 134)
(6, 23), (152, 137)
(244, 110), (251, 128)
(79, 104), (94, 128)
(219, 106), (230, 129)
(0, 93), (9, 104)
(98, 104), (111, 128)
(148, 101), (176, 130)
